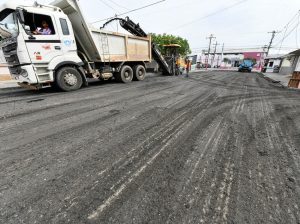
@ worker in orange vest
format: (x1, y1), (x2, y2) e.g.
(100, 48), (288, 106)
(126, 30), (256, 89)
(185, 58), (191, 77)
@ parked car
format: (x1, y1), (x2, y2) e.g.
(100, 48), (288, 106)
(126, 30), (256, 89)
(238, 60), (254, 72)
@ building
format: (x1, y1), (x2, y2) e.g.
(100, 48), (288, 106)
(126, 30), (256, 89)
(263, 54), (284, 73)
(190, 48), (266, 71)
(280, 49), (300, 75)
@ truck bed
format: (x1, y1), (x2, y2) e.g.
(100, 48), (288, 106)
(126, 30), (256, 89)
(51, 0), (151, 63)
(90, 28), (151, 62)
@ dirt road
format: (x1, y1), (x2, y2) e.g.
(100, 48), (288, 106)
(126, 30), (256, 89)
(0, 71), (300, 223)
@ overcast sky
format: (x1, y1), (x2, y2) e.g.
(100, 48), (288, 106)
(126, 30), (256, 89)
(1, 0), (300, 54)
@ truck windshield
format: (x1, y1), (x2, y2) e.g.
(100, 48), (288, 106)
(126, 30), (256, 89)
(0, 10), (18, 40)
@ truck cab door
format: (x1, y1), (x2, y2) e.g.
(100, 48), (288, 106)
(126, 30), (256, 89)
(58, 17), (76, 54)
(22, 12), (63, 64)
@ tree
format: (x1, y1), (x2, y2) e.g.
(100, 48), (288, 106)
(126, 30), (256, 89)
(150, 33), (191, 56)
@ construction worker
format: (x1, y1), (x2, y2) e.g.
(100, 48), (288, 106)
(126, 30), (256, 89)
(33, 21), (52, 35)
(175, 57), (181, 75)
(185, 58), (191, 77)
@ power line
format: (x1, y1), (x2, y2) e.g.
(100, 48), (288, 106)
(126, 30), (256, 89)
(275, 10), (300, 53)
(106, 0), (129, 11)
(296, 13), (300, 48)
(97, 0), (120, 13)
(275, 23), (299, 49)
(169, 0), (248, 31)
(91, 0), (166, 24)
(278, 10), (300, 33)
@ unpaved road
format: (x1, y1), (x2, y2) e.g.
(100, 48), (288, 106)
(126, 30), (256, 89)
(0, 71), (300, 224)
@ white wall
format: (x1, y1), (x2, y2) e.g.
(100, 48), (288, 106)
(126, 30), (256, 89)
(295, 57), (300, 71)
(281, 58), (292, 67)
(0, 49), (5, 64)
(0, 49), (9, 75)
(266, 59), (281, 72)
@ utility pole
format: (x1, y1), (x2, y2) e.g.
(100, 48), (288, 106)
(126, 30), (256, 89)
(212, 42), (219, 67)
(218, 43), (224, 67)
(266, 30), (280, 56)
(206, 34), (216, 69)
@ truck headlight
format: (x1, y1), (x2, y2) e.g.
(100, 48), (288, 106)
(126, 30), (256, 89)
(20, 69), (28, 77)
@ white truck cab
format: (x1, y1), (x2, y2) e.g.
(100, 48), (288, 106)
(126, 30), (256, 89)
(0, 0), (152, 91)
(0, 2), (85, 90)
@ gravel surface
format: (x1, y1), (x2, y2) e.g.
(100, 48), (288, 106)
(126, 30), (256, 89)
(0, 71), (300, 223)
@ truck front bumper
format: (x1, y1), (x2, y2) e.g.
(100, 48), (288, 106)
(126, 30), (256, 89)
(10, 64), (39, 86)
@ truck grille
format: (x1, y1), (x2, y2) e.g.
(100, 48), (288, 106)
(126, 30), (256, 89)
(5, 54), (19, 65)
(1, 38), (20, 68)
(2, 42), (17, 53)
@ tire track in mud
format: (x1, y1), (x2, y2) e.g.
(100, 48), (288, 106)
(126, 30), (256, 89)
(1, 71), (300, 223)
(0, 79), (182, 120)
(0, 82), (216, 222)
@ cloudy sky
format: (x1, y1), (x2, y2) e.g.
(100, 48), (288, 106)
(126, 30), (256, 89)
(1, 0), (300, 54)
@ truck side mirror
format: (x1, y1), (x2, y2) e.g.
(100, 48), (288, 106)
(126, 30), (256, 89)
(16, 8), (25, 24)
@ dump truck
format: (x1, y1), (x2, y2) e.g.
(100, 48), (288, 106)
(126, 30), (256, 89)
(0, 0), (173, 91)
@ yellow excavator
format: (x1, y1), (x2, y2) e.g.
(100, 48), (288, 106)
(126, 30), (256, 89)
(162, 44), (185, 76)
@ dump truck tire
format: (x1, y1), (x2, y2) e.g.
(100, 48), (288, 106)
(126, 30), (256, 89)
(55, 67), (83, 91)
(133, 65), (146, 81)
(115, 65), (133, 83)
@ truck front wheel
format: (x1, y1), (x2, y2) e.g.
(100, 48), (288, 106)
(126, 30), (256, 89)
(55, 67), (83, 91)
(115, 65), (133, 83)
(133, 65), (146, 81)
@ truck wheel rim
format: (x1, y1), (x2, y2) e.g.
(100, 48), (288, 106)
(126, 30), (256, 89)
(138, 70), (144, 77)
(124, 71), (130, 79)
(64, 73), (77, 86)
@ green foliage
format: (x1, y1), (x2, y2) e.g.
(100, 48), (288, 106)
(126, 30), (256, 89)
(150, 33), (191, 56)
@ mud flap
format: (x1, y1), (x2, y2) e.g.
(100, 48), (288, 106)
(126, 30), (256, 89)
(78, 67), (88, 87)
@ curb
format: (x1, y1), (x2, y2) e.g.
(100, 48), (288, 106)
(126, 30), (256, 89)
(257, 72), (287, 89)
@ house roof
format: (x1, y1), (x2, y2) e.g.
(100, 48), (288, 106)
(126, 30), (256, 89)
(287, 49), (300, 56)
(265, 54), (285, 59)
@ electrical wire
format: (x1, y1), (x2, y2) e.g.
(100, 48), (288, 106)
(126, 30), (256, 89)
(278, 10), (300, 33)
(274, 23), (299, 48)
(91, 0), (166, 24)
(106, 0), (129, 11)
(275, 10), (300, 53)
(296, 13), (300, 48)
(97, 0), (120, 13)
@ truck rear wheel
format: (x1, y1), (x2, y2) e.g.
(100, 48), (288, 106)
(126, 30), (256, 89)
(115, 65), (133, 83)
(55, 67), (83, 91)
(133, 65), (146, 81)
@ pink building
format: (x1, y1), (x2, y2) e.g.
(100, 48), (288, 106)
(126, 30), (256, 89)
(243, 52), (265, 70)
(191, 48), (266, 70)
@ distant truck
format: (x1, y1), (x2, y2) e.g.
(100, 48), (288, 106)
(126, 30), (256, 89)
(238, 59), (254, 72)
(0, 0), (159, 91)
